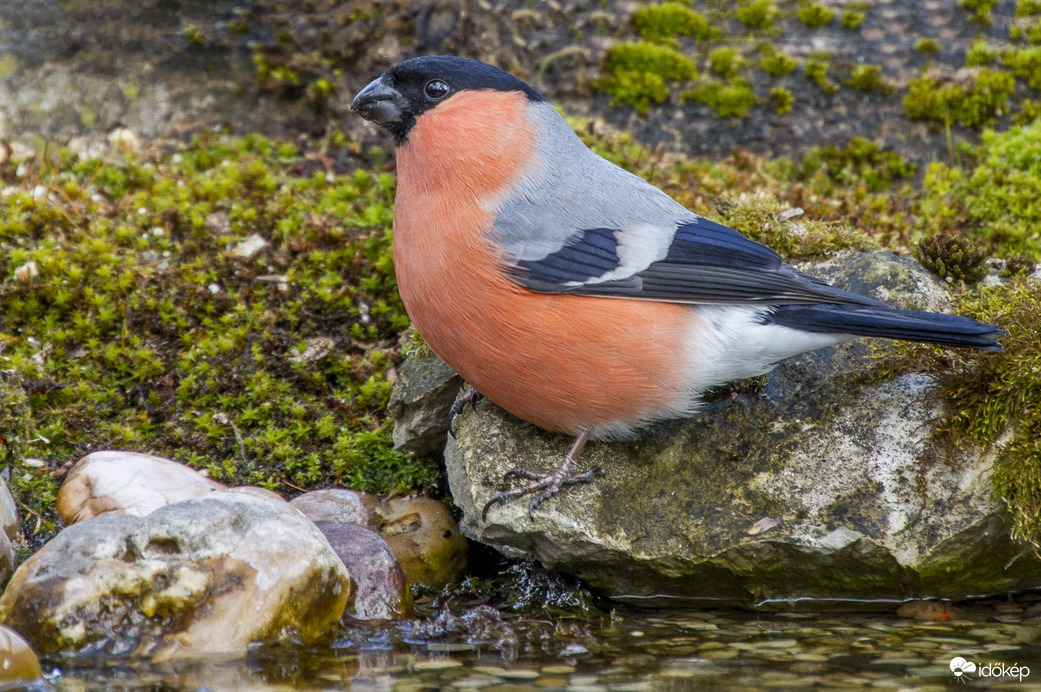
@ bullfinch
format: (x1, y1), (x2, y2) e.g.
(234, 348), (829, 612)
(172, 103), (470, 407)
(352, 56), (1003, 519)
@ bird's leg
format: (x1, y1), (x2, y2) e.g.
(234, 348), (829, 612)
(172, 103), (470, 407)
(448, 388), (484, 439)
(482, 429), (602, 521)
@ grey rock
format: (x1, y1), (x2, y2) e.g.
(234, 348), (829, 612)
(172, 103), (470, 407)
(0, 491), (350, 659)
(800, 252), (955, 313)
(388, 351), (463, 456)
(230, 233), (268, 259)
(445, 252), (1035, 605)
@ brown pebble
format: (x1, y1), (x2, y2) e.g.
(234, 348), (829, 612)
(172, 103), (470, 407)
(0, 624), (43, 687)
(896, 600), (965, 621)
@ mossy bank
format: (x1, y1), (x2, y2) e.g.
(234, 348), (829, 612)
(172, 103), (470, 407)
(0, 135), (439, 545)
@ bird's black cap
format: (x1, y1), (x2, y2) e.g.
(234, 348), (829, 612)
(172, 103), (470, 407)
(352, 56), (544, 144)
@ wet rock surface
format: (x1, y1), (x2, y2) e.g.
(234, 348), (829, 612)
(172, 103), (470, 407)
(0, 477), (18, 543)
(292, 489), (468, 588)
(0, 490), (350, 659)
(56, 450), (226, 524)
(0, 624), (42, 689)
(444, 252), (1038, 604)
(316, 522), (413, 621)
(379, 495), (468, 589)
(0, 532), (11, 595)
(0, 479), (16, 590)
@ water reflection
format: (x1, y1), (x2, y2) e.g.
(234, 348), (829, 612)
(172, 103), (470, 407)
(46, 594), (1041, 691)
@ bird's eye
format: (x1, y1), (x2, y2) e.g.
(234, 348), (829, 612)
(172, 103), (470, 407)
(424, 80), (450, 100)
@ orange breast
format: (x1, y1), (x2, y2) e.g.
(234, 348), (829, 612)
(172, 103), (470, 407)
(393, 90), (695, 435)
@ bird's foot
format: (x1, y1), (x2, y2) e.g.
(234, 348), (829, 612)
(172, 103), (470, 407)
(482, 430), (598, 521)
(448, 389), (484, 438)
(482, 464), (603, 521)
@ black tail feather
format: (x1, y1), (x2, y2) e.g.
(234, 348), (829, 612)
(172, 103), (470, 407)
(769, 304), (1005, 351)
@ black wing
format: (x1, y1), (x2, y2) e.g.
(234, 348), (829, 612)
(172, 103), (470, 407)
(508, 216), (882, 307)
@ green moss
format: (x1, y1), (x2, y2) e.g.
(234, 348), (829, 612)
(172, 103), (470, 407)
(1003, 46), (1041, 89)
(1014, 98), (1041, 124)
(903, 68), (1015, 127)
(959, 0), (998, 24)
(920, 119), (1041, 255)
(805, 59), (839, 94)
(914, 230), (989, 285)
(929, 280), (1041, 544)
(598, 41), (698, 112)
(0, 374), (49, 548)
(1009, 16), (1041, 43)
(841, 4), (869, 29)
(253, 51), (295, 89)
(757, 53), (795, 80)
(770, 85), (795, 114)
(845, 64), (887, 92)
(797, 2), (835, 28)
(760, 50), (798, 77)
(715, 192), (878, 259)
(801, 136), (917, 194)
(966, 39), (999, 66)
(915, 38), (943, 55)
(632, 3), (719, 41)
(708, 47), (744, 78)
(602, 41), (698, 81)
(305, 78), (334, 105)
(184, 26), (205, 47)
(1003, 253), (1037, 276)
(736, 0), (777, 29)
(682, 78), (759, 118)
(598, 70), (670, 113)
(120, 77), (141, 103)
(0, 134), (442, 543)
(250, 47), (342, 111)
(963, 121), (1041, 252)
(1018, 0), (1041, 14)
(0, 54), (20, 79)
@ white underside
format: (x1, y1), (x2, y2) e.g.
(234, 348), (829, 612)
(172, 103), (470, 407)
(587, 305), (852, 441)
(689, 304), (850, 387)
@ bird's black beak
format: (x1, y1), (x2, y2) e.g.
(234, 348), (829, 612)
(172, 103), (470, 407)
(352, 77), (408, 128)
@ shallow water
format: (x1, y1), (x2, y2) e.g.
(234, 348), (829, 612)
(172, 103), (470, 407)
(41, 598), (1041, 691)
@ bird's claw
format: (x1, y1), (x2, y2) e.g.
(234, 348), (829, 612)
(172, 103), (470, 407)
(482, 464), (603, 521)
(448, 389), (483, 439)
(503, 467), (541, 481)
